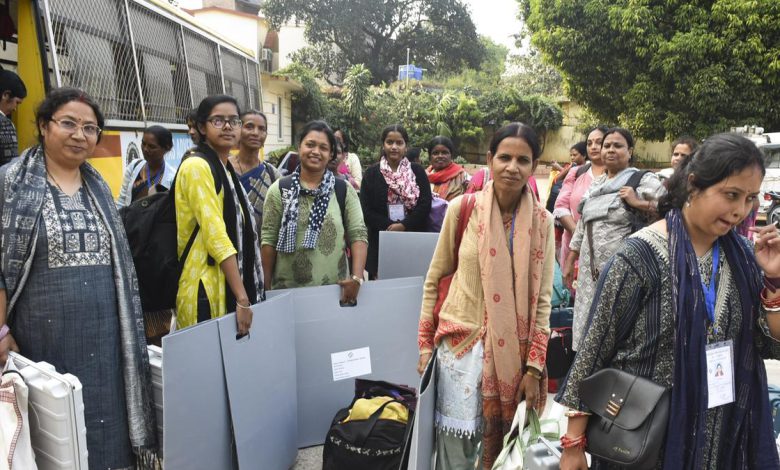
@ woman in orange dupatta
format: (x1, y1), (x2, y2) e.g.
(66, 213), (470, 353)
(426, 136), (470, 201)
(418, 123), (555, 469)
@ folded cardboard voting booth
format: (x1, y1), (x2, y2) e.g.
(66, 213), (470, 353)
(378, 231), (440, 280)
(147, 346), (164, 459)
(402, 349), (437, 470)
(10, 352), (88, 470)
(162, 293), (297, 470)
(271, 277), (423, 446)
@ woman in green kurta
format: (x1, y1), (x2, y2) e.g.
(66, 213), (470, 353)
(261, 121), (368, 302)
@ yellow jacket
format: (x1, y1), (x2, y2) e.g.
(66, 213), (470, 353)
(175, 157), (237, 328)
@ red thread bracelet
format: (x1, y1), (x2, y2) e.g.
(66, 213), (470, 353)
(761, 288), (780, 308)
(561, 434), (587, 450)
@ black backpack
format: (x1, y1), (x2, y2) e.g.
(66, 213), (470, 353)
(623, 170), (651, 233)
(278, 175), (348, 226)
(120, 152), (221, 311)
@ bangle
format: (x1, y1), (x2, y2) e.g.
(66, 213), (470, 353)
(560, 434), (587, 450)
(525, 367), (542, 380)
(761, 288), (780, 308)
(350, 274), (364, 286)
(0, 325), (9, 342)
(236, 302), (252, 310)
(564, 409), (592, 418)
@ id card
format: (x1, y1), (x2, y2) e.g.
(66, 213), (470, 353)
(388, 203), (405, 222)
(706, 340), (735, 409)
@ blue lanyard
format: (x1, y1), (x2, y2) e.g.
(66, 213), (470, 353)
(702, 242), (720, 324)
(146, 164), (163, 189)
(508, 211), (517, 258)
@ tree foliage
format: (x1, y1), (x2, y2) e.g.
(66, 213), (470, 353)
(520, 0), (780, 140)
(262, 0), (484, 85)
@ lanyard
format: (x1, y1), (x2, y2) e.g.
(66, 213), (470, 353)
(508, 210), (517, 258)
(146, 164), (163, 189)
(702, 242), (720, 324)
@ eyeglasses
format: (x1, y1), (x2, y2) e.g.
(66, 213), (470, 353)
(207, 116), (242, 129)
(51, 118), (102, 138)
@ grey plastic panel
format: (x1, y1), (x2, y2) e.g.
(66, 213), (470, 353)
(378, 231), (440, 280)
(269, 277), (423, 447)
(217, 294), (298, 470)
(162, 320), (234, 469)
(404, 349), (437, 470)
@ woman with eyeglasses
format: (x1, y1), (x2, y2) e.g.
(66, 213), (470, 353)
(0, 88), (158, 467)
(174, 95), (263, 333)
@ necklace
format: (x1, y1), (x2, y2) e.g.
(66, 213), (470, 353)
(46, 167), (80, 194)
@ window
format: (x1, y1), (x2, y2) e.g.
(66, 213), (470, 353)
(278, 97), (283, 140)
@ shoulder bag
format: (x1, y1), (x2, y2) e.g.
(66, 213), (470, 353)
(580, 368), (670, 470)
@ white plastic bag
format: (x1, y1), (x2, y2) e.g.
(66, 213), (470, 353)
(0, 357), (38, 470)
(491, 402), (559, 470)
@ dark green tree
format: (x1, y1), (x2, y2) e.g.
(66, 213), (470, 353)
(520, 0), (780, 140)
(262, 0), (484, 85)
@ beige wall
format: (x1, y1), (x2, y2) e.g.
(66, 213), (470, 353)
(278, 22), (307, 69)
(262, 78), (294, 152)
(188, 10), (259, 57)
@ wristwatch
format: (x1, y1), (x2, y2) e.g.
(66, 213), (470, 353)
(350, 274), (364, 286)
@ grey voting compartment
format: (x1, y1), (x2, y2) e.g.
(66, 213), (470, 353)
(217, 294), (298, 470)
(402, 349), (437, 470)
(378, 231), (440, 280)
(162, 320), (234, 469)
(270, 277), (424, 447)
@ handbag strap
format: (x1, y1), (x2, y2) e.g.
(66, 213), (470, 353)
(586, 221), (600, 281)
(452, 194), (476, 269)
(352, 398), (405, 448)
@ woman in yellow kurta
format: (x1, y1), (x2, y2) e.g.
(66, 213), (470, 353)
(175, 95), (263, 332)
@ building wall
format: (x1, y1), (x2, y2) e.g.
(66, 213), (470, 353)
(188, 9), (259, 57)
(261, 78), (294, 152)
(277, 22), (307, 69)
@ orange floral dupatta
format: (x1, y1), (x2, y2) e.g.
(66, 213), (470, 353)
(476, 181), (550, 468)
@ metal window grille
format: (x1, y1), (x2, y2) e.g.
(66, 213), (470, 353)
(43, 0), (261, 124)
(246, 59), (260, 111)
(183, 29), (222, 106)
(127, 2), (191, 123)
(221, 50), (249, 113)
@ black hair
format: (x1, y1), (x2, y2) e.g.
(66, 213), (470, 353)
(488, 122), (541, 161)
(240, 109), (267, 125)
(671, 136), (698, 154)
(0, 70), (26, 99)
(195, 95), (240, 142)
(186, 108), (198, 124)
(36, 87), (105, 143)
(144, 125), (173, 150)
(406, 147), (422, 164)
(380, 124), (409, 158)
(333, 127), (350, 152)
(571, 141), (588, 160)
(602, 127), (635, 149)
(658, 133), (766, 215)
(586, 125), (610, 141)
(427, 136), (456, 157)
(297, 120), (337, 162)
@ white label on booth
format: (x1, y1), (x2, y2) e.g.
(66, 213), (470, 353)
(331, 347), (372, 381)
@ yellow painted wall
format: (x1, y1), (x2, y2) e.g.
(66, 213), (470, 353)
(89, 157), (124, 197)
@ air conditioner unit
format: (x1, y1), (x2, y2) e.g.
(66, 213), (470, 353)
(262, 48), (273, 63)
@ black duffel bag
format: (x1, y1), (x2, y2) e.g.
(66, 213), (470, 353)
(322, 380), (415, 470)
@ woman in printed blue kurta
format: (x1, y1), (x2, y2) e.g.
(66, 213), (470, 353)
(557, 134), (780, 470)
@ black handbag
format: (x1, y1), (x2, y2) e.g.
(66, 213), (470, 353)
(580, 368), (670, 470)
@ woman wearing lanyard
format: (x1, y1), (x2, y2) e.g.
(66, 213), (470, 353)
(361, 124), (432, 279)
(557, 133), (780, 470)
(117, 125), (176, 208)
(418, 123), (555, 469)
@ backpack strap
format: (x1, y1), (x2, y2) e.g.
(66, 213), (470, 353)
(575, 162), (591, 179)
(626, 170), (648, 191)
(452, 194), (476, 268)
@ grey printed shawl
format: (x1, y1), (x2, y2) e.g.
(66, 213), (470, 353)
(0, 146), (158, 462)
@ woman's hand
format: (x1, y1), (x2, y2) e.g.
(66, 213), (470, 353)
(0, 333), (19, 366)
(236, 303), (253, 336)
(563, 252), (578, 289)
(518, 371), (540, 409)
(417, 352), (432, 375)
(618, 186), (643, 208)
(338, 278), (361, 305)
(753, 224), (780, 277)
(560, 447), (588, 470)
(387, 223), (406, 232)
